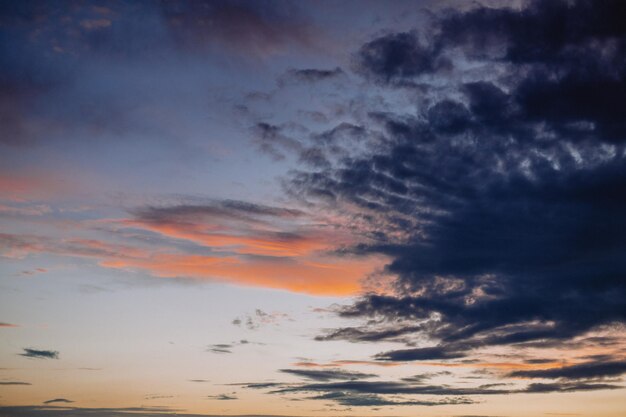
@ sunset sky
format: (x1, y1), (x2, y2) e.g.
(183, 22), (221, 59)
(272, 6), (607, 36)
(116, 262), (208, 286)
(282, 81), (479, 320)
(1, 1), (626, 416)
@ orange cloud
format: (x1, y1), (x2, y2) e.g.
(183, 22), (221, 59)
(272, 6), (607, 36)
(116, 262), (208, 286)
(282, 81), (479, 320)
(100, 252), (384, 296)
(82, 203), (387, 295)
(1, 231), (386, 296)
(122, 219), (333, 257)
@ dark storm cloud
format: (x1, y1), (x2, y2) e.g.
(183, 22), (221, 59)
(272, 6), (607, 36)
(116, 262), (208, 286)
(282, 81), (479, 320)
(283, 0), (626, 363)
(0, 381), (31, 386)
(510, 360), (626, 380)
(350, 1), (626, 140)
(19, 348), (59, 359)
(441, 0), (626, 142)
(280, 368), (377, 381)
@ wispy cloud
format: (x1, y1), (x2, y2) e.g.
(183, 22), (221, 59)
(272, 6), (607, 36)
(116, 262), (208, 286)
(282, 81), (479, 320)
(19, 348), (59, 360)
(238, 378), (623, 407)
(206, 394), (238, 401)
(510, 360), (626, 380)
(280, 368), (377, 382)
(42, 399), (74, 405)
(207, 344), (233, 354)
(1, 199), (386, 296)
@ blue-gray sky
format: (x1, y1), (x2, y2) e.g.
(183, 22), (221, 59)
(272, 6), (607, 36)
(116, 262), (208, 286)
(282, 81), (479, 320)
(1, 1), (625, 416)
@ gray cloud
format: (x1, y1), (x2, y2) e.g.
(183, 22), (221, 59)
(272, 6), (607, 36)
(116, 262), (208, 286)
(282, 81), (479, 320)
(207, 344), (233, 354)
(206, 394), (238, 400)
(509, 360), (626, 380)
(279, 67), (344, 85)
(279, 368), (377, 381)
(43, 399), (74, 405)
(19, 348), (59, 360)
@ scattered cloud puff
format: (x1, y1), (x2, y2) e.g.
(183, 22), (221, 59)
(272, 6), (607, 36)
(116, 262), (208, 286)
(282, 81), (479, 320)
(207, 339), (261, 354)
(18, 268), (48, 277)
(207, 344), (233, 354)
(19, 348), (59, 360)
(232, 309), (291, 330)
(207, 393), (238, 401)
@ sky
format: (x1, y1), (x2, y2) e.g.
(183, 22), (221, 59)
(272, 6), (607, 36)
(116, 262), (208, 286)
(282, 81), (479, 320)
(1, 0), (625, 416)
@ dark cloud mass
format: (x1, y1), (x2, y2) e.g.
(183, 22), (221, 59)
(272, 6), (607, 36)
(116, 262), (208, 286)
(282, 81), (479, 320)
(3, 0), (626, 413)
(355, 31), (448, 83)
(274, 2), (626, 396)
